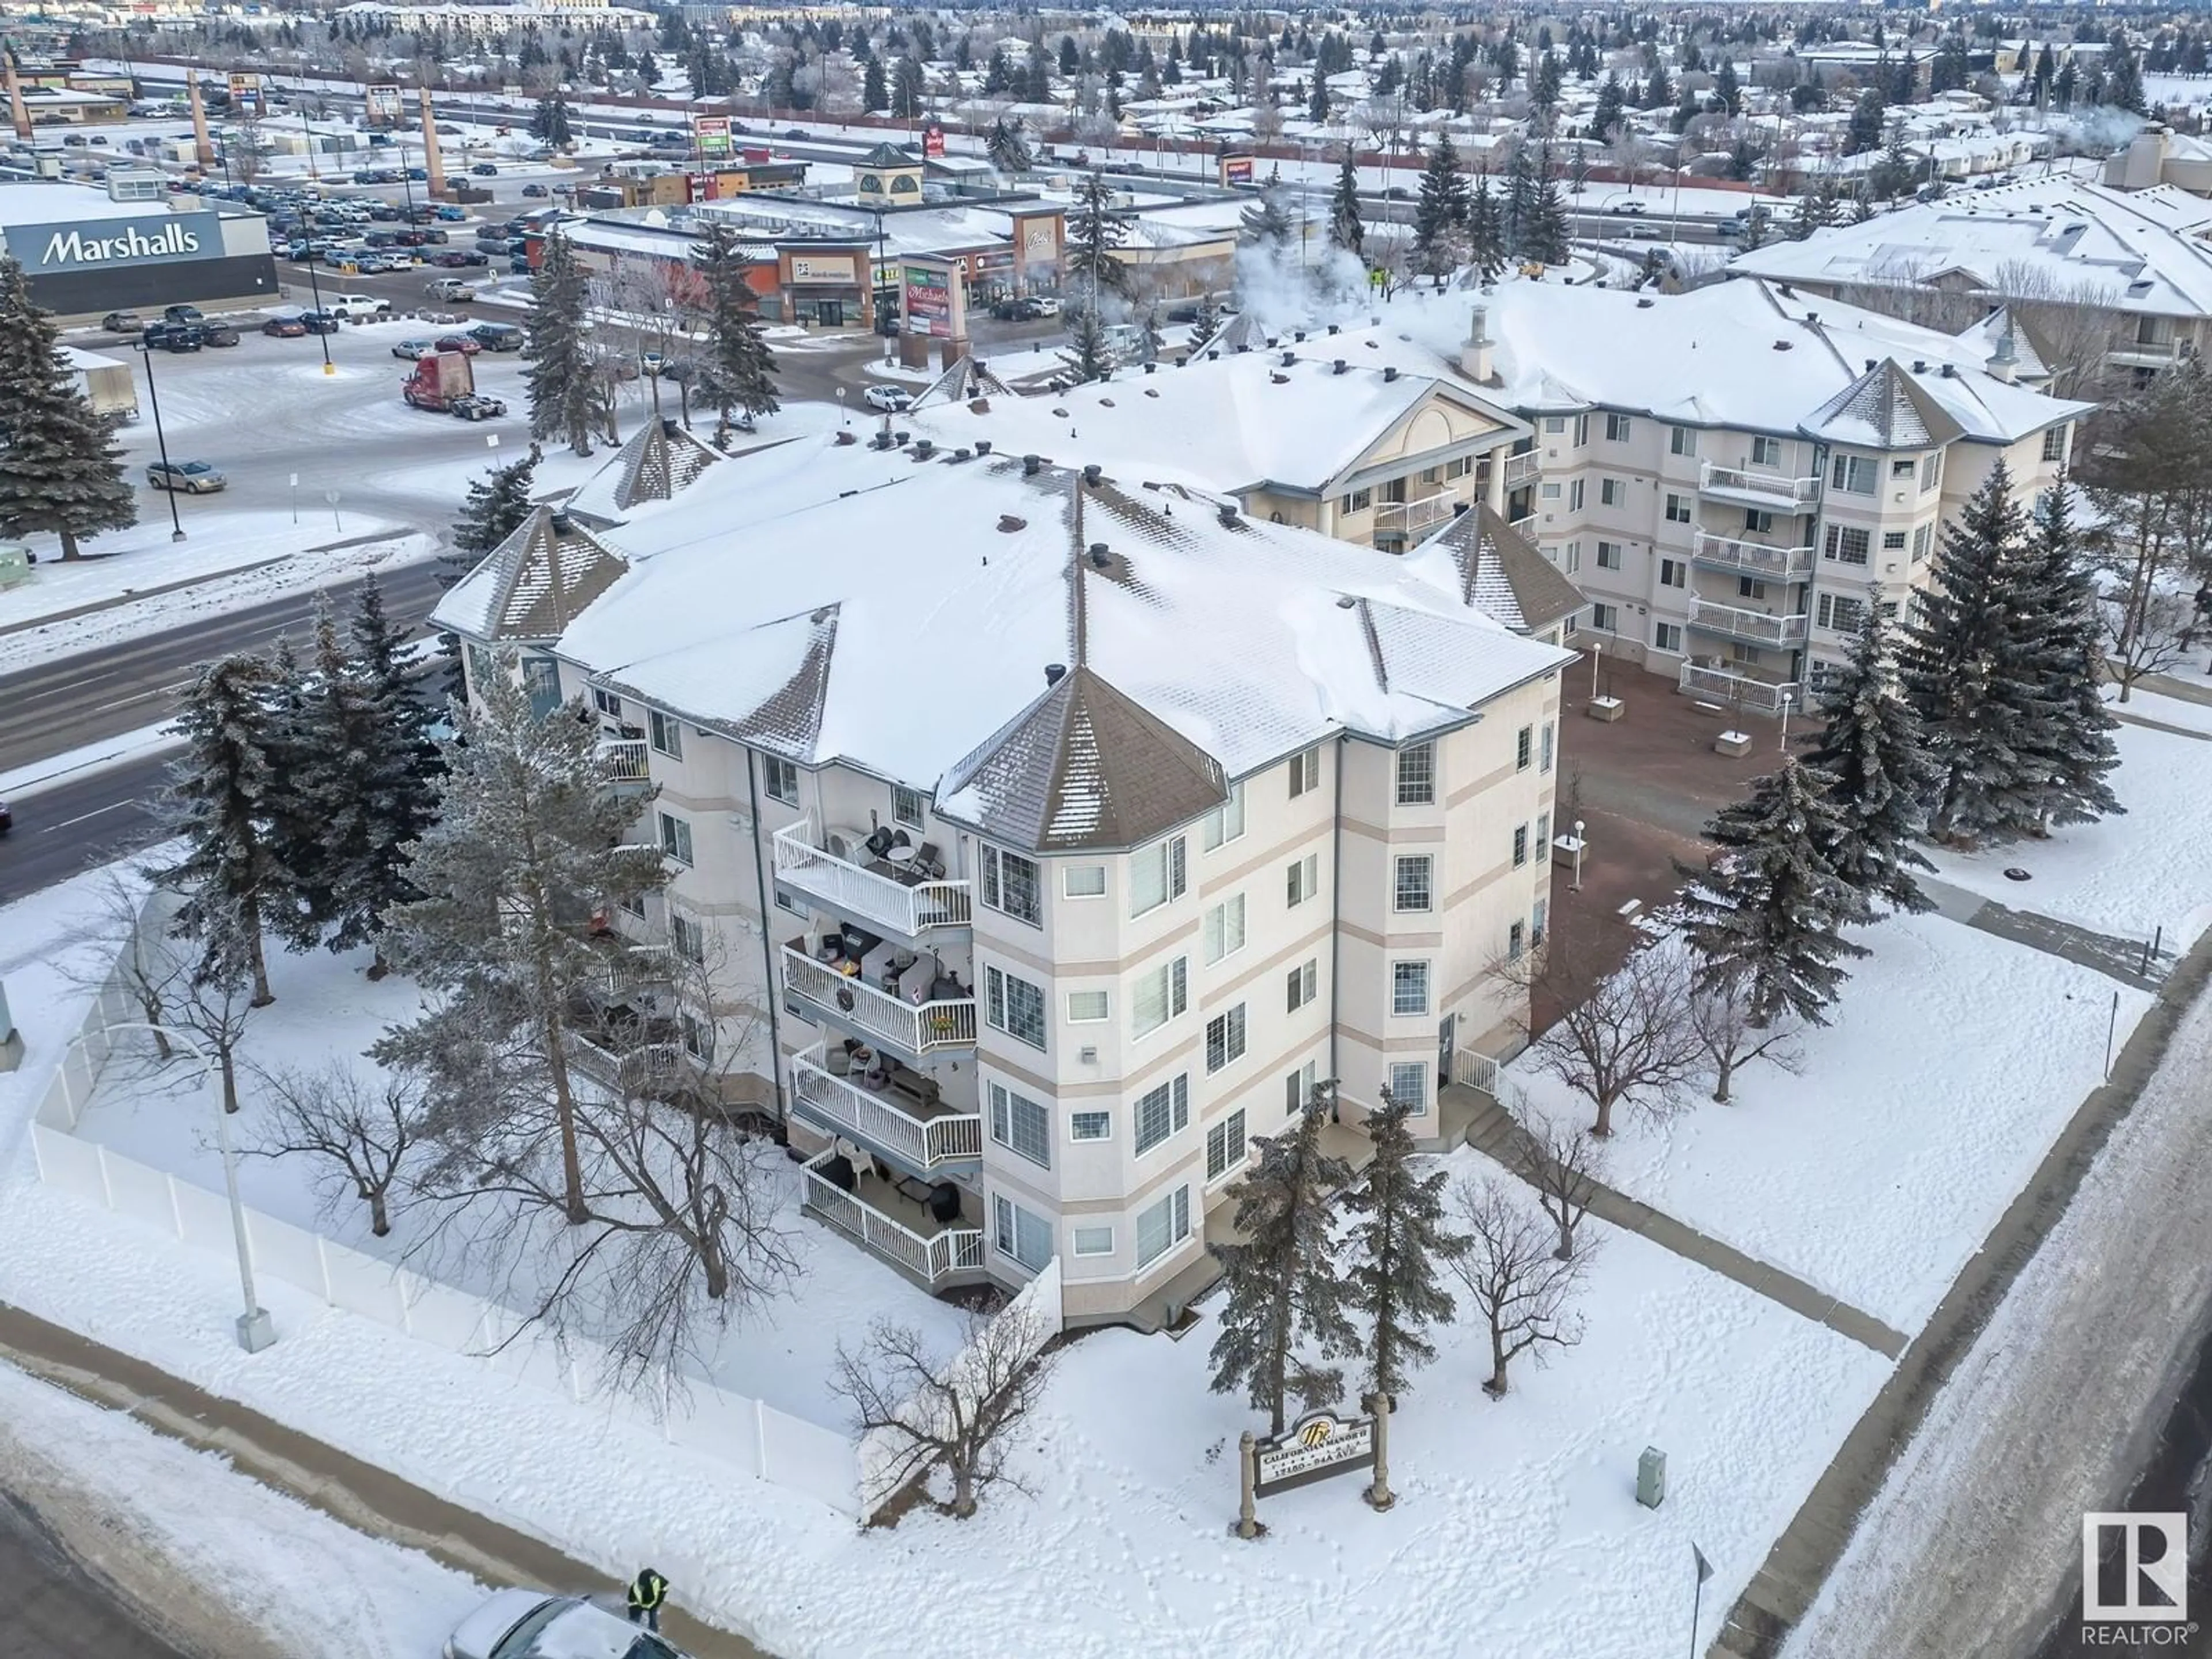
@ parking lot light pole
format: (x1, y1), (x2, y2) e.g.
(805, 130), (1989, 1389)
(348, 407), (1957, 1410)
(135, 342), (187, 543)
(301, 255), (335, 374)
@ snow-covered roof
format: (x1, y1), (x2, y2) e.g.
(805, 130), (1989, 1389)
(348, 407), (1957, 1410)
(438, 507), (630, 643)
(565, 417), (724, 529)
(1405, 503), (1586, 637)
(0, 180), (162, 227)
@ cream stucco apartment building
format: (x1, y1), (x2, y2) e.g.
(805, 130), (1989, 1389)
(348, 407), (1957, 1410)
(436, 422), (1572, 1325)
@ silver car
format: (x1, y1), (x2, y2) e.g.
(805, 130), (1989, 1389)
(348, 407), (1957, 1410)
(443, 1590), (687, 1659)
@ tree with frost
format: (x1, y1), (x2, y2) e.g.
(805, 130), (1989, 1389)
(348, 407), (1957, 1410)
(1058, 304), (1115, 384)
(693, 220), (779, 444)
(448, 446), (541, 575)
(1521, 169), (1570, 266)
(374, 660), (668, 1225)
(531, 87), (573, 146)
(1240, 188), (1297, 254)
(1209, 1081), (1362, 1435)
(1328, 152), (1364, 257)
(1679, 759), (1871, 1029)
(1344, 1086), (1466, 1399)
(1448, 1177), (1587, 1399)
(1802, 595), (1938, 914)
(0, 255), (137, 561)
(2017, 478), (2122, 835)
(1062, 171), (1131, 309)
(1685, 974), (1805, 1105)
(164, 653), (301, 1007)
(523, 230), (600, 456)
(1411, 132), (1469, 280)
(985, 115), (1031, 173)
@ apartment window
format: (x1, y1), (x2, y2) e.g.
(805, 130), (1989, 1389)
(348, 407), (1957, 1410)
(1883, 531), (1908, 551)
(1664, 493), (1691, 524)
(774, 887), (804, 917)
(1064, 863), (1107, 899)
(1286, 959), (1319, 1012)
(1569, 478), (1585, 511)
(1285, 1059), (1319, 1118)
(1421, 465), (1441, 486)
(762, 755), (799, 805)
(1540, 481), (1562, 501)
(648, 708), (683, 759)
(1596, 540), (1622, 570)
(1543, 415), (1566, 434)
(1071, 1224), (1114, 1256)
(1202, 781), (1246, 850)
(1286, 852), (1321, 908)
(1070, 1111), (1111, 1142)
(1340, 487), (1373, 513)
(1744, 508), (1775, 533)
(892, 785), (926, 829)
(1134, 1073), (1191, 1154)
(657, 811), (694, 866)
(1824, 525), (1871, 566)
(1206, 1005), (1248, 1073)
(1515, 824), (1533, 868)
(1135, 1184), (1192, 1268)
(1751, 435), (1782, 468)
(1447, 456), (1471, 480)
(679, 1010), (708, 1059)
(1532, 897), (1549, 945)
(984, 964), (1047, 1051)
(1394, 854), (1434, 912)
(591, 685), (622, 718)
(1563, 540), (1582, 574)
(1921, 452), (1943, 493)
(1604, 412), (1631, 442)
(1730, 641), (1764, 666)
(1891, 457), (1918, 479)
(1600, 478), (1627, 508)
(1067, 989), (1111, 1023)
(1203, 893), (1247, 964)
(1540, 722), (1554, 772)
(1590, 602), (1618, 632)
(618, 889), (647, 920)
(1132, 956), (1189, 1037)
(669, 910), (706, 965)
(1508, 920), (1527, 961)
(1387, 1061), (1428, 1113)
(1658, 557), (1686, 589)
(1817, 593), (1868, 634)
(520, 656), (562, 720)
(981, 844), (1043, 927)
(1396, 742), (1436, 804)
(1206, 1108), (1249, 1183)
(1670, 425), (1698, 457)
(1536, 810), (1551, 848)
(1738, 576), (1768, 601)
(2042, 426), (2067, 463)
(992, 1194), (1054, 1270)
(1392, 960), (1430, 1017)
(1654, 621), (1683, 653)
(1289, 747), (1321, 797)
(1573, 413), (1590, 446)
(1128, 835), (1187, 917)
(989, 1080), (1052, 1168)
(1912, 522), (1934, 561)
(1830, 454), (1878, 495)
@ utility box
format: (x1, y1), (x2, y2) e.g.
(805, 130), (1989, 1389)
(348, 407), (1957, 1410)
(0, 543), (32, 591)
(1637, 1446), (1667, 1509)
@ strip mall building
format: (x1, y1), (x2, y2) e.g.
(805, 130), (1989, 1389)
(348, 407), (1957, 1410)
(0, 179), (279, 320)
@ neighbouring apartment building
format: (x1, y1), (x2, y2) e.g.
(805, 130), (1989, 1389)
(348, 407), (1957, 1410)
(435, 422), (1573, 1326)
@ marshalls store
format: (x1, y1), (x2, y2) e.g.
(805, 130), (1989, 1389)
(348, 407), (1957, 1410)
(0, 178), (278, 320)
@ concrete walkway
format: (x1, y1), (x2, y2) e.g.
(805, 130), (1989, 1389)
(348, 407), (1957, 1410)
(1919, 874), (2172, 991)
(2135, 669), (2212, 707)
(1705, 920), (2212, 1658)
(0, 1302), (777, 1659)
(1459, 1094), (1909, 1359)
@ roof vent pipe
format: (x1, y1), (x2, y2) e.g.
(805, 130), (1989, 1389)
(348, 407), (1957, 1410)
(1294, 330), (1307, 342)
(1334, 358), (1349, 374)
(1382, 365), (1400, 382)
(912, 438), (935, 459)
(1082, 463), (1103, 485)
(1044, 663), (1069, 686)
(1282, 350), (1296, 367)
(548, 509), (572, 533)
(1087, 542), (1111, 567)
(1022, 453), (1043, 476)
(1217, 503), (1238, 526)
(975, 439), (993, 454)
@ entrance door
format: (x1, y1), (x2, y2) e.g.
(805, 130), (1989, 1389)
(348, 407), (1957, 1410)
(815, 298), (845, 327)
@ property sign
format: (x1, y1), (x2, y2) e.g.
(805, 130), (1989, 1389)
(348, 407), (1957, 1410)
(365, 83), (403, 124)
(1221, 154), (1255, 187)
(923, 122), (946, 160)
(902, 263), (951, 336)
(4, 211), (223, 274)
(1253, 1409), (1376, 1497)
(227, 72), (260, 117)
(694, 115), (732, 158)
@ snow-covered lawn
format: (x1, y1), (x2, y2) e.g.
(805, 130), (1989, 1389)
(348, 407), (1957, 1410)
(1925, 722), (2212, 949)
(1506, 912), (2150, 1336)
(0, 1361), (483, 1659)
(2105, 682), (2212, 737)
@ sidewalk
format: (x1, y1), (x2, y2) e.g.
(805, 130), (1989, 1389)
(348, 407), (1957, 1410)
(0, 1300), (775, 1659)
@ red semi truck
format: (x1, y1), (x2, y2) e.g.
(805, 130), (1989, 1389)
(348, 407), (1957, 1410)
(400, 351), (506, 421)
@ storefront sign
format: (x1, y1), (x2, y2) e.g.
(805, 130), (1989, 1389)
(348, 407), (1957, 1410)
(228, 72), (261, 117)
(1253, 1410), (1376, 1498)
(1221, 154), (1255, 186)
(1021, 218), (1057, 254)
(5, 211), (222, 274)
(789, 253), (855, 285)
(902, 264), (951, 336)
(923, 122), (946, 160)
(974, 248), (1015, 272)
(365, 84), (403, 124)
(694, 115), (732, 158)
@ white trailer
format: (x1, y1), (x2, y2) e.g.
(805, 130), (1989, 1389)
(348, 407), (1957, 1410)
(58, 344), (141, 425)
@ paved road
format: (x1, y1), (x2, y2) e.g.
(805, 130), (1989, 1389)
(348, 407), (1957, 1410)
(0, 1488), (192, 1659)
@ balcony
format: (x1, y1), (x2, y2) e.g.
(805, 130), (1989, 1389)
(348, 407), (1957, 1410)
(1374, 490), (1456, 540)
(1508, 513), (1537, 540)
(1679, 662), (1802, 715)
(782, 937), (976, 1061)
(1687, 596), (1809, 647)
(791, 1042), (983, 1171)
(600, 737), (650, 790)
(1502, 449), (1541, 488)
(1699, 463), (1821, 513)
(2109, 337), (2188, 369)
(1690, 532), (1814, 581)
(772, 815), (970, 941)
(800, 1151), (987, 1288)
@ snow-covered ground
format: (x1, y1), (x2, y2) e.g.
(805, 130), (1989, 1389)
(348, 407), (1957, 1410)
(1506, 913), (2153, 1335)
(2107, 681), (2212, 736)
(0, 1361), (484, 1659)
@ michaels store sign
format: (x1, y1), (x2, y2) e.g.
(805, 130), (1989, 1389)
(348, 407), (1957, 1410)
(4, 212), (224, 275)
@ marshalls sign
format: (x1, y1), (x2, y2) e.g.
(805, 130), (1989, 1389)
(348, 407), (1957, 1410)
(5, 213), (224, 275)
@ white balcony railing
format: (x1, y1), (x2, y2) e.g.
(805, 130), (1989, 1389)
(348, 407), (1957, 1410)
(800, 1153), (985, 1285)
(2109, 338), (2187, 366)
(1699, 462), (1821, 509)
(1679, 662), (1802, 714)
(1502, 449), (1542, 488)
(1374, 490), (1456, 538)
(1690, 532), (1814, 580)
(1508, 513), (1537, 540)
(599, 737), (650, 783)
(772, 816), (971, 937)
(781, 944), (978, 1055)
(1686, 596), (1809, 646)
(791, 1044), (983, 1169)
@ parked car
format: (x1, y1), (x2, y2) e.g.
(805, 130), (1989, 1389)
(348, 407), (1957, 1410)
(261, 315), (308, 338)
(392, 336), (437, 359)
(521, 183), (549, 198)
(100, 310), (142, 333)
(1605, 198), (1649, 215)
(408, 166), (430, 181)
(434, 204), (467, 220)
(470, 161), (499, 176)
(147, 460), (226, 494)
(326, 293), (393, 320)
(863, 384), (913, 412)
(141, 322), (203, 352)
(467, 321), (524, 351)
(441, 1590), (690, 1659)
(203, 324), (240, 347)
(434, 334), (482, 356)
(297, 309), (341, 334)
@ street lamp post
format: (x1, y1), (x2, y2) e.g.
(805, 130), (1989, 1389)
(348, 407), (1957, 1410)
(1590, 636), (1603, 700)
(301, 253), (334, 374)
(135, 342), (187, 543)
(69, 1021), (275, 1353)
(1572, 819), (1587, 892)
(1778, 688), (1795, 750)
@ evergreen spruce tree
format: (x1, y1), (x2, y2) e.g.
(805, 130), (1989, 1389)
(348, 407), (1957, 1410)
(522, 230), (599, 456)
(1208, 1084), (1361, 1434)
(1239, 190), (1296, 252)
(0, 255), (137, 561)
(985, 115), (1031, 173)
(1411, 132), (1471, 275)
(1679, 758), (1870, 1028)
(862, 56), (888, 113)
(374, 660), (669, 1225)
(1899, 460), (2055, 844)
(1345, 1088), (1466, 1400)
(164, 653), (300, 1007)
(1590, 70), (1626, 140)
(1058, 305), (1115, 384)
(448, 448), (540, 576)
(1802, 596), (1937, 915)
(1328, 153), (1363, 257)
(692, 221), (779, 444)
(1524, 171), (1570, 264)
(2018, 476), (2123, 834)
(531, 88), (573, 147)
(1063, 171), (1131, 309)
(1467, 176), (1508, 282)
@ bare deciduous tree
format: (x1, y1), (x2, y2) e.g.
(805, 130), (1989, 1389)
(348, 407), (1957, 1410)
(249, 1060), (422, 1236)
(1686, 976), (1806, 1104)
(835, 1297), (1060, 1518)
(1510, 1100), (1606, 1260)
(1494, 937), (1702, 1137)
(1448, 1177), (1589, 1399)
(73, 883), (259, 1115)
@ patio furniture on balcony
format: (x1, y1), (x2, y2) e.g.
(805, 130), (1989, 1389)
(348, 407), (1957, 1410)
(800, 1150), (986, 1287)
(791, 1041), (983, 1171)
(772, 815), (971, 940)
(782, 934), (977, 1060)
(598, 737), (650, 790)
